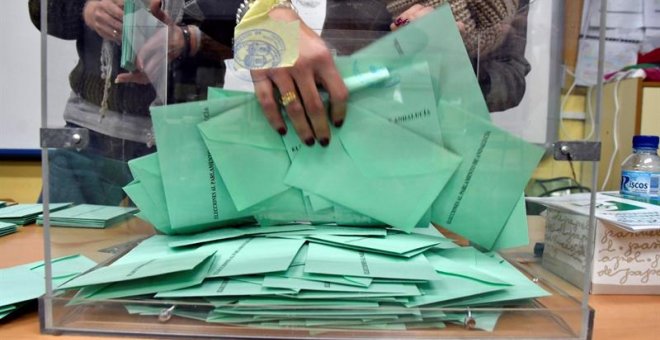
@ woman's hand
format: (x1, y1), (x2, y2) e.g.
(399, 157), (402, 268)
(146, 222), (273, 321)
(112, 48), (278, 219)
(251, 7), (347, 147)
(390, 4), (433, 31)
(83, 0), (124, 43)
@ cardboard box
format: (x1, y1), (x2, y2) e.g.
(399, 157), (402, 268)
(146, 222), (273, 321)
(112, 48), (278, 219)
(543, 208), (660, 294)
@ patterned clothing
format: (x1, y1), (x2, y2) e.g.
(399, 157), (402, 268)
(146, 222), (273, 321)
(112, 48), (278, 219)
(386, 0), (518, 57)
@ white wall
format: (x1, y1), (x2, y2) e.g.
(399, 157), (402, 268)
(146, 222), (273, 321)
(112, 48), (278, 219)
(0, 1), (77, 153)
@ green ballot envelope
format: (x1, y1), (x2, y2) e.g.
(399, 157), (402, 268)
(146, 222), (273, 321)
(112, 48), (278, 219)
(349, 6), (542, 248)
(150, 96), (257, 233)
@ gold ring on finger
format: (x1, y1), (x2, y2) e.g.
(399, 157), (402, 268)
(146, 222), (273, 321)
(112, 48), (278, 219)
(280, 91), (298, 106)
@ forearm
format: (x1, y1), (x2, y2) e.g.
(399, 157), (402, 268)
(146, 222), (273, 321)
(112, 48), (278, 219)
(28, 0), (86, 40)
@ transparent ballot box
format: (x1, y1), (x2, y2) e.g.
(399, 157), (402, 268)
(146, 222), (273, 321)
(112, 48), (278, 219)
(38, 0), (603, 338)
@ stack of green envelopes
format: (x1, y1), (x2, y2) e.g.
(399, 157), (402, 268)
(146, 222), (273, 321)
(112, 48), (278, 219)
(0, 203), (72, 225)
(0, 221), (19, 237)
(124, 6), (543, 253)
(56, 224), (550, 331)
(36, 204), (138, 228)
(0, 254), (97, 320)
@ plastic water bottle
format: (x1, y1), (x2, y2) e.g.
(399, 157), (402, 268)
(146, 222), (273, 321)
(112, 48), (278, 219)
(620, 135), (660, 198)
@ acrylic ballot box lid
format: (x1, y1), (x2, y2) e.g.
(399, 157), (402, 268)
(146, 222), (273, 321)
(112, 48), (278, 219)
(36, 0), (603, 338)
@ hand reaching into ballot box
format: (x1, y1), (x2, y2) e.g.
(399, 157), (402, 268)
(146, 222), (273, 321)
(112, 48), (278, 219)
(249, 5), (348, 148)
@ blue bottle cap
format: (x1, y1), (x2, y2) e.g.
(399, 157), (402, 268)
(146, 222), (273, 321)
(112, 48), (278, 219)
(632, 135), (659, 149)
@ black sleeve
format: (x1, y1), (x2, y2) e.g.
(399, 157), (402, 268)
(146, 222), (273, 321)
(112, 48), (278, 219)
(195, 0), (244, 47)
(28, 0), (87, 40)
(476, 0), (531, 112)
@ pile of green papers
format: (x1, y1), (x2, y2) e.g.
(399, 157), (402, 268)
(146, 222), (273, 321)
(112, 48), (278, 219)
(0, 221), (19, 237)
(123, 6), (543, 252)
(36, 204), (138, 229)
(0, 254), (97, 320)
(0, 203), (72, 225)
(56, 224), (549, 331)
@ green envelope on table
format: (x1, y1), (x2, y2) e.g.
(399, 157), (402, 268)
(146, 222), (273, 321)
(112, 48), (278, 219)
(150, 95), (256, 234)
(36, 204), (137, 228)
(0, 221), (18, 237)
(202, 237), (306, 277)
(124, 152), (172, 233)
(0, 203), (72, 225)
(304, 243), (438, 281)
(155, 277), (297, 298)
(0, 254), (97, 309)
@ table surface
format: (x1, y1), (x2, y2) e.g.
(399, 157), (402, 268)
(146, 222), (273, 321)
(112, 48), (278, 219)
(1, 225), (659, 340)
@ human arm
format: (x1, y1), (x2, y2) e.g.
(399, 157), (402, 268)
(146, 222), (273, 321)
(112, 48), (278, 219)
(474, 1), (530, 112)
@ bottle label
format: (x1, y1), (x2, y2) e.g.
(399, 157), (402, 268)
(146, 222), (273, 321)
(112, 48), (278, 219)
(620, 170), (660, 197)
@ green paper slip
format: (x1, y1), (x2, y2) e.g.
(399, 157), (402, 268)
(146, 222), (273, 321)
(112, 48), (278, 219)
(437, 249), (551, 307)
(37, 204), (138, 228)
(285, 102), (461, 231)
(304, 243), (438, 280)
(155, 277), (296, 298)
(354, 5), (489, 120)
(202, 237), (306, 277)
(234, 297), (378, 308)
(125, 153), (172, 233)
(306, 231), (447, 257)
(150, 96), (256, 233)
(431, 110), (543, 250)
(0, 203), (72, 225)
(197, 98), (291, 212)
(404, 274), (505, 307)
(267, 225), (387, 238)
(167, 224), (314, 248)
(0, 221), (18, 237)
(263, 273), (420, 296)
(0, 254), (97, 307)
(120, 0), (161, 72)
(59, 249), (216, 289)
(352, 6), (541, 248)
(490, 194), (529, 251)
(0, 201), (7, 208)
(281, 245), (372, 287)
(123, 180), (173, 234)
(74, 255), (215, 300)
(425, 248), (512, 286)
